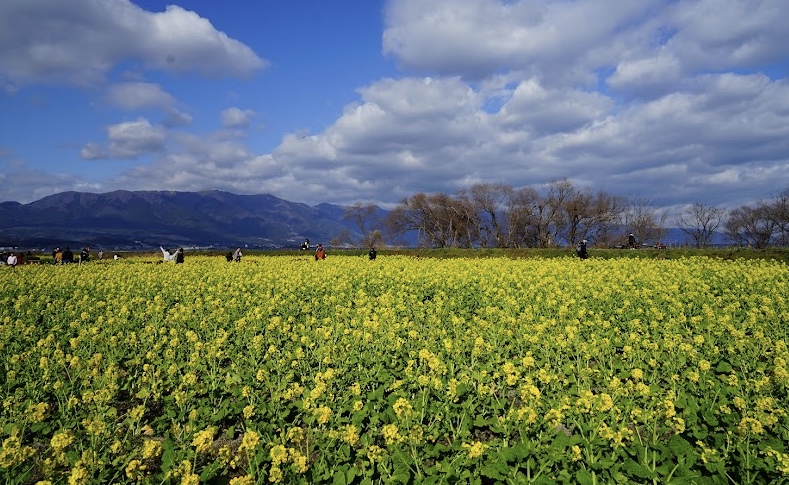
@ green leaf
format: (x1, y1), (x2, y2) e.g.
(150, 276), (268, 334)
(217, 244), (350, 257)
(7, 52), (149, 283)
(391, 471), (411, 484)
(480, 458), (509, 480)
(499, 446), (515, 462)
(473, 416), (490, 427)
(160, 438), (176, 470)
(346, 466), (357, 484)
(691, 426), (708, 440)
(668, 435), (694, 457)
(702, 410), (719, 426)
(332, 468), (348, 485)
(611, 470), (630, 483)
(715, 360), (732, 373)
(552, 430), (571, 448)
(199, 461), (221, 481)
(511, 442), (531, 460)
(480, 464), (504, 480)
(624, 458), (655, 479)
(576, 469), (595, 485)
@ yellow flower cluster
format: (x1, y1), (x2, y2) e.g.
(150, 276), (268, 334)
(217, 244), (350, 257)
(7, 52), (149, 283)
(267, 442), (308, 483)
(229, 476), (255, 485)
(50, 431), (74, 453)
(191, 427), (216, 454)
(0, 430), (35, 468)
(27, 402), (50, 423)
(166, 460), (199, 485)
(765, 448), (789, 475)
(312, 405), (332, 425)
(393, 397), (413, 419)
(462, 441), (487, 459)
(125, 459), (147, 480)
(342, 424), (359, 446)
(381, 424), (403, 445)
(142, 439), (163, 459)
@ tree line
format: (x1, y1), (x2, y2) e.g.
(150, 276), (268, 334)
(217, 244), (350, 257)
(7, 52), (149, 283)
(337, 180), (789, 249)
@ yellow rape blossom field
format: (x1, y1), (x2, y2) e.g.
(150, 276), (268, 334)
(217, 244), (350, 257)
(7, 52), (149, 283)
(1, 255), (788, 484)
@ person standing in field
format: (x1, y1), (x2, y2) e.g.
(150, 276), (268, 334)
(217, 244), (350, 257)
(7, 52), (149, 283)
(315, 244), (326, 260)
(628, 233), (636, 249)
(234, 247), (243, 262)
(175, 247), (184, 264)
(225, 251), (233, 262)
(369, 247), (377, 260)
(160, 246), (176, 262)
(6, 253), (17, 267)
(576, 239), (589, 259)
(54, 247), (63, 264)
(62, 247), (74, 264)
(98, 250), (104, 260)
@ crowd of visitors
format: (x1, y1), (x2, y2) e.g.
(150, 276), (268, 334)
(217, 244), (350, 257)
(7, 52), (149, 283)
(3, 240), (383, 267)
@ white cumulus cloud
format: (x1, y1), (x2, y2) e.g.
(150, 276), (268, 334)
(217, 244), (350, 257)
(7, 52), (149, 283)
(106, 82), (176, 110)
(0, 0), (267, 87)
(220, 107), (256, 129)
(82, 118), (167, 159)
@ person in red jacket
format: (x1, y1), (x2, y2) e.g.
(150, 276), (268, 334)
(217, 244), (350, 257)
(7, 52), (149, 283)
(314, 244), (326, 260)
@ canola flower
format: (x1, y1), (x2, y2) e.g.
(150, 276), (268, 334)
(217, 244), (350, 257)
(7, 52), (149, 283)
(191, 427), (216, 454)
(462, 441), (487, 459)
(1, 254), (788, 483)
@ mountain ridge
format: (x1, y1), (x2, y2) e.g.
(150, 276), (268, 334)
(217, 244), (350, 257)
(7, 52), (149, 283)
(0, 190), (367, 249)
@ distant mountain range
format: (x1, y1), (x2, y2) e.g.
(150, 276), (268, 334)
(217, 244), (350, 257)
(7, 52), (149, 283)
(0, 190), (372, 250)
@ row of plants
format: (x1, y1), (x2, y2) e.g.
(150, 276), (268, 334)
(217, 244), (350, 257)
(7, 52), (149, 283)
(1, 255), (788, 483)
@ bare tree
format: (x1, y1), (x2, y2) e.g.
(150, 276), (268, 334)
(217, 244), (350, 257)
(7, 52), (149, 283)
(331, 228), (354, 248)
(506, 186), (541, 248)
(620, 196), (669, 247)
(385, 194), (429, 246)
(725, 203), (776, 248)
(449, 192), (481, 248)
(463, 182), (513, 248)
(412, 193), (449, 247)
(385, 192), (477, 248)
(555, 186), (591, 247)
(769, 187), (789, 246)
(530, 202), (556, 248)
(586, 191), (627, 247)
(384, 204), (418, 246)
(428, 193), (457, 248)
(525, 180), (578, 247)
(343, 203), (383, 248)
(677, 202), (726, 248)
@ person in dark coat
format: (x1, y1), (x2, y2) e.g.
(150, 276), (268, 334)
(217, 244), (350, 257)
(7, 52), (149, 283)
(369, 247), (377, 260)
(576, 240), (589, 259)
(175, 247), (184, 264)
(62, 247), (74, 264)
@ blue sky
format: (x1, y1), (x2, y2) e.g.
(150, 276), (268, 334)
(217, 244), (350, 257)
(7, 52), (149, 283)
(1, 0), (788, 217)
